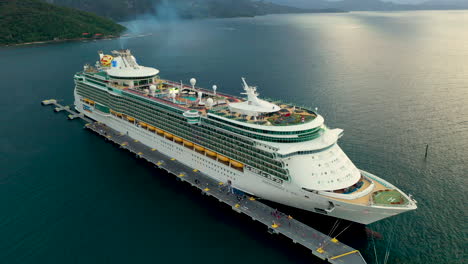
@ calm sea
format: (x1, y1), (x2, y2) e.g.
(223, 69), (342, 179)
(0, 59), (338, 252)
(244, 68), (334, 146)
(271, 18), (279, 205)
(1, 11), (466, 264)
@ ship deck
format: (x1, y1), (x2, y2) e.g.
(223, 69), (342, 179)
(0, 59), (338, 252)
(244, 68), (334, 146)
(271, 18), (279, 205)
(42, 99), (368, 264)
(328, 180), (387, 205)
(327, 177), (409, 207)
(102, 74), (318, 126)
(123, 79), (243, 115)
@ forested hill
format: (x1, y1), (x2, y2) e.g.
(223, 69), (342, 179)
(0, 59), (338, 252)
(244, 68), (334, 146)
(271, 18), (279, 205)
(0, 0), (126, 45)
(44, 0), (343, 21)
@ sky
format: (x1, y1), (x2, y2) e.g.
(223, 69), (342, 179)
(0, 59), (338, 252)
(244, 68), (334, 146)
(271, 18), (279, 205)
(325, 0), (451, 3)
(390, 0), (428, 3)
(390, 0), (425, 3)
(366, 0), (466, 4)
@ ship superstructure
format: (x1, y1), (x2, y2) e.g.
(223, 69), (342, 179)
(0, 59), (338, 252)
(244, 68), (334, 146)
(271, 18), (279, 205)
(74, 50), (417, 224)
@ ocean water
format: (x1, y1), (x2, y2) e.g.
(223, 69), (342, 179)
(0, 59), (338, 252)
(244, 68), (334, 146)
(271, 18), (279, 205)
(1, 11), (467, 264)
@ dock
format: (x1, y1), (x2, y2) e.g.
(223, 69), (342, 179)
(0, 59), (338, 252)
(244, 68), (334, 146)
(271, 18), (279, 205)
(42, 99), (92, 122)
(42, 99), (367, 264)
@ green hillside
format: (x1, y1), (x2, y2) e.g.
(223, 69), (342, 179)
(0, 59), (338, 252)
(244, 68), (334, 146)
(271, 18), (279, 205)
(0, 0), (126, 45)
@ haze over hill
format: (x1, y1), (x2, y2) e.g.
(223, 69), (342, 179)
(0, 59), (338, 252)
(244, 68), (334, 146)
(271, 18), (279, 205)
(268, 0), (468, 10)
(44, 0), (343, 21)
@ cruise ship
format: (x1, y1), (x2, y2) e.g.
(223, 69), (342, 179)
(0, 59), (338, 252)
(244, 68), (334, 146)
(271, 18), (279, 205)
(74, 50), (417, 225)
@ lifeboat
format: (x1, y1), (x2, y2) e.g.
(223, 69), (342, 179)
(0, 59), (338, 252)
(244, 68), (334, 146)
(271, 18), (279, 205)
(156, 129), (164, 134)
(230, 160), (244, 168)
(183, 140), (194, 147)
(217, 155), (229, 162)
(127, 116), (135, 122)
(205, 150), (217, 157)
(116, 113), (123, 117)
(194, 145), (204, 151)
(147, 125), (156, 131)
(174, 136), (183, 143)
(164, 132), (173, 139)
(139, 122), (148, 128)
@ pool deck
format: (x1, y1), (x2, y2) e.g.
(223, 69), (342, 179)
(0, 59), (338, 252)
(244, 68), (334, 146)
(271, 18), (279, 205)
(42, 99), (367, 264)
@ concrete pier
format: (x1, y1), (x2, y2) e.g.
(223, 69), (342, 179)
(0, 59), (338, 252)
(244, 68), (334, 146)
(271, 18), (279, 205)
(42, 99), (92, 123)
(42, 100), (367, 264)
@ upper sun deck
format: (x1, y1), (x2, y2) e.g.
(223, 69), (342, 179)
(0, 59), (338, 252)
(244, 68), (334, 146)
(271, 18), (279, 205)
(205, 78), (319, 130)
(81, 50), (320, 130)
(83, 68), (319, 128)
(208, 104), (317, 127)
(123, 79), (242, 114)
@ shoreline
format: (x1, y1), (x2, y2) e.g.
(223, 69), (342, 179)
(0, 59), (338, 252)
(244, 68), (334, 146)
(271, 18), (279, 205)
(1, 9), (347, 48)
(0, 33), (154, 48)
(1, 35), (121, 48)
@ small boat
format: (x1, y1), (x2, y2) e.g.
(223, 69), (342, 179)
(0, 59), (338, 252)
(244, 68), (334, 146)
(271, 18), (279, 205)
(230, 160), (244, 168)
(217, 155), (229, 162)
(194, 145), (204, 151)
(184, 140), (194, 147)
(205, 150), (217, 156)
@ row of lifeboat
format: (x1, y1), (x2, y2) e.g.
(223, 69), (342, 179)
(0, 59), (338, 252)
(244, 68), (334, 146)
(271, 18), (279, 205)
(83, 98), (95, 106)
(110, 109), (244, 169)
(203, 149), (243, 168)
(139, 122), (147, 128)
(110, 110), (135, 123)
(110, 110), (123, 118)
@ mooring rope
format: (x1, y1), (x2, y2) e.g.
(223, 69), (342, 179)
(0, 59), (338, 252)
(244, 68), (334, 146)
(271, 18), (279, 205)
(383, 220), (397, 264)
(333, 222), (352, 239)
(328, 219), (340, 238)
(371, 233), (379, 264)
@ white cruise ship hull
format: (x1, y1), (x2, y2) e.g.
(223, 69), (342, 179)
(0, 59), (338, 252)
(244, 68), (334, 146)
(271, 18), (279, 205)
(75, 95), (415, 225)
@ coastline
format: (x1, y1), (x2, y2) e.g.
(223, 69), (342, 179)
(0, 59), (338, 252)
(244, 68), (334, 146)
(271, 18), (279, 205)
(1, 9), (346, 48)
(1, 35), (120, 47)
(0, 33), (156, 48)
